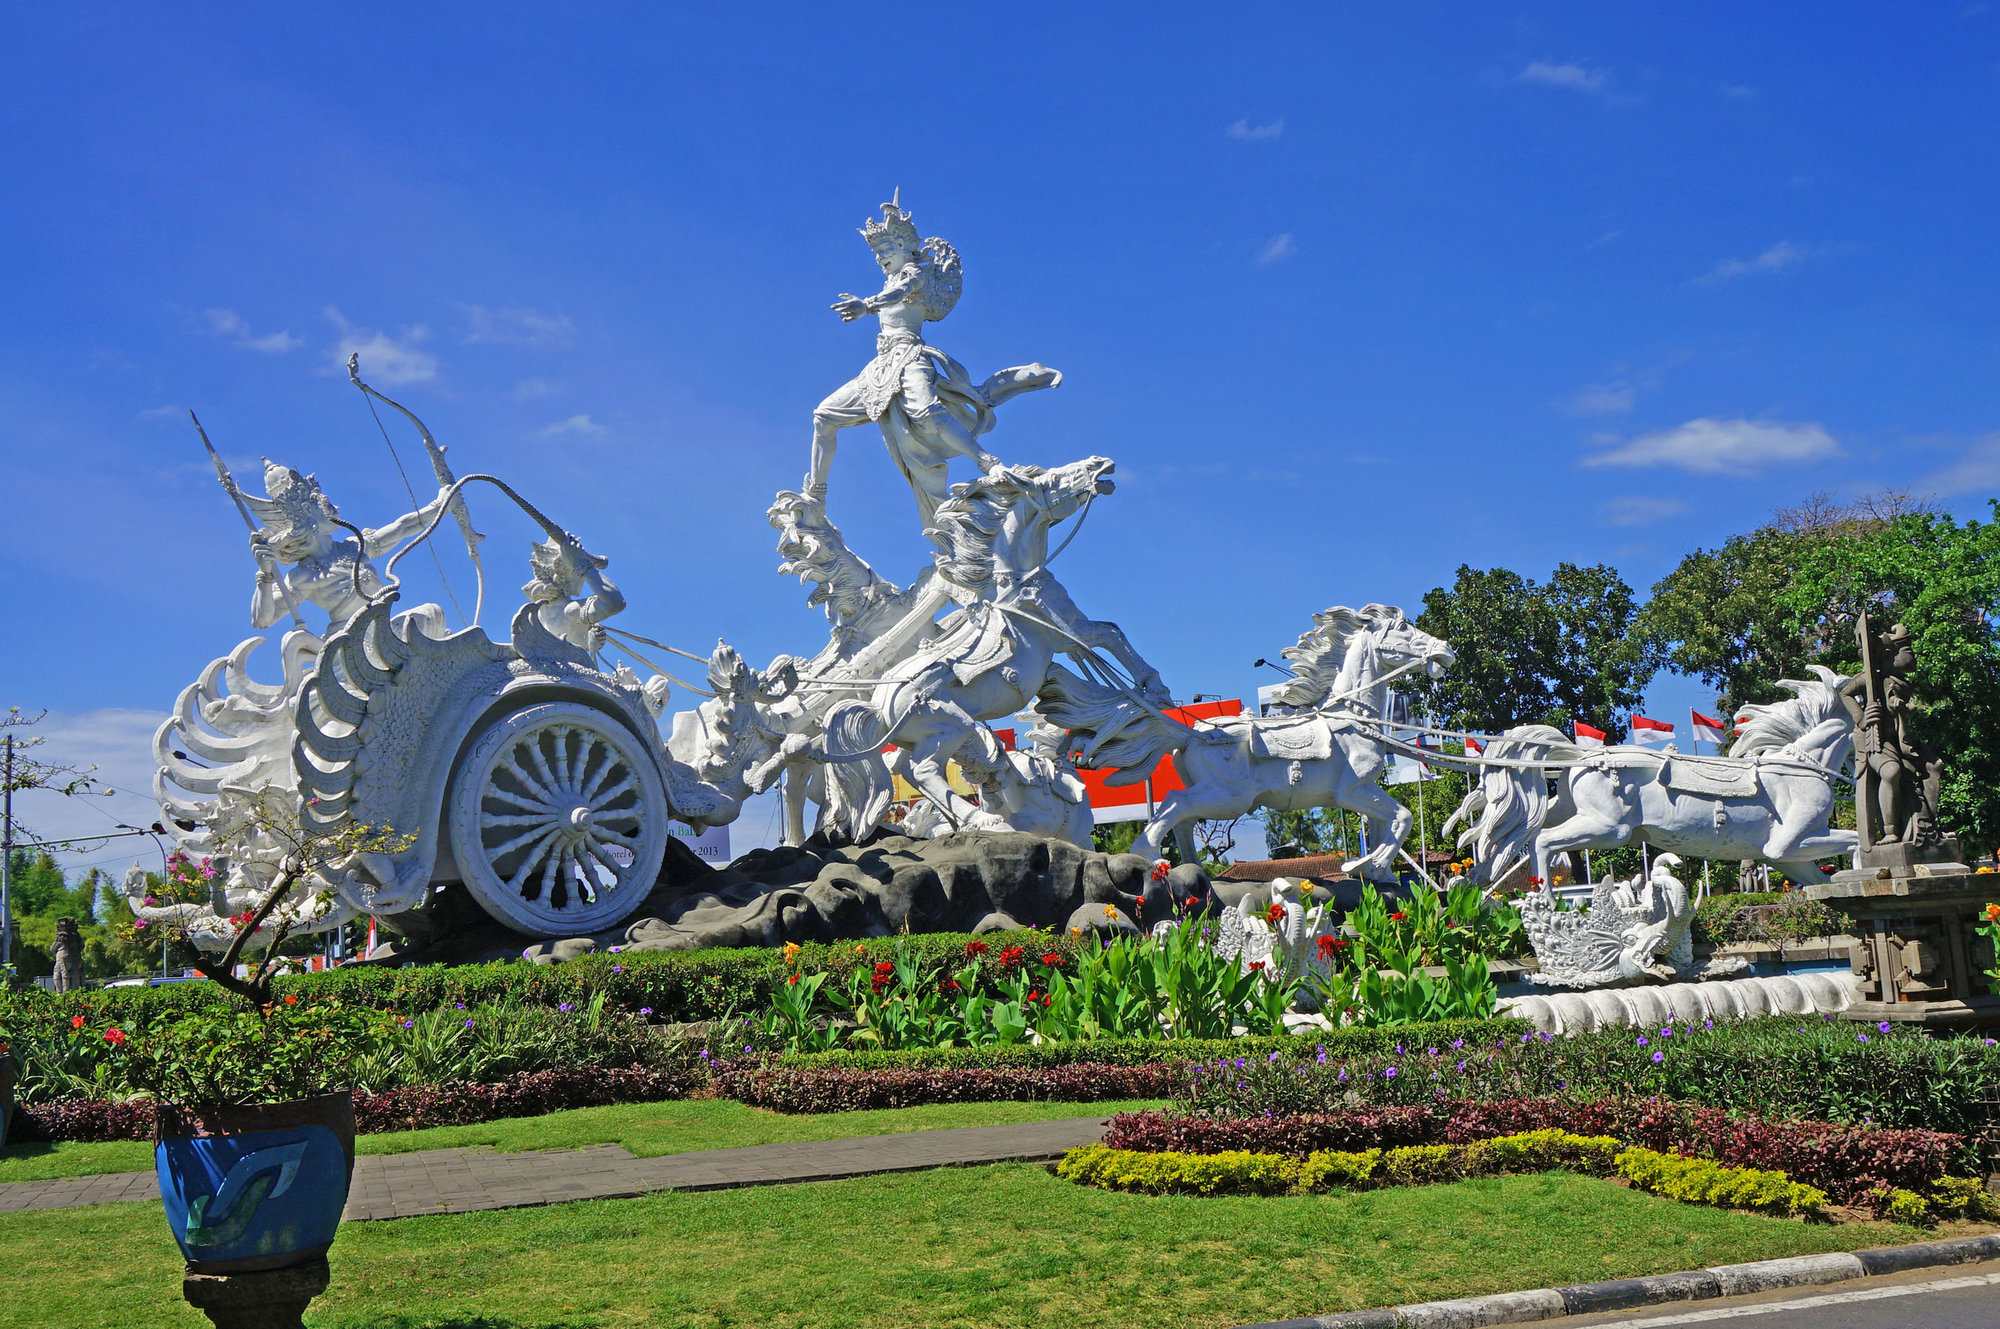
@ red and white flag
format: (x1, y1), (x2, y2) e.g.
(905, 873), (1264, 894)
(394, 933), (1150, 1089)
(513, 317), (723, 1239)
(1573, 720), (1607, 748)
(1463, 735), (1485, 756)
(1690, 710), (1731, 749)
(1630, 715), (1675, 748)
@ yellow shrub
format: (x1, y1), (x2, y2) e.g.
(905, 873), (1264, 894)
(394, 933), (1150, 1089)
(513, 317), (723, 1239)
(1382, 1143), (1463, 1186)
(1927, 1176), (1998, 1221)
(1465, 1129), (1619, 1177)
(1615, 1146), (1827, 1217)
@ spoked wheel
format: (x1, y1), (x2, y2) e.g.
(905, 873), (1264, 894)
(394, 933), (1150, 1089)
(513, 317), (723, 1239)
(448, 701), (668, 935)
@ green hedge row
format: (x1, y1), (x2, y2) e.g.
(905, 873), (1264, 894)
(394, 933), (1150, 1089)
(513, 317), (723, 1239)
(0, 931), (1084, 1028)
(775, 1018), (1530, 1071)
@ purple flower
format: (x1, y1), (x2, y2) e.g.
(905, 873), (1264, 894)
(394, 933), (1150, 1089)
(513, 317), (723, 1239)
(1660, 1027), (1672, 1037)
(1636, 1036), (1650, 1047)
(1703, 1019), (1713, 1029)
(463, 1019), (474, 1028)
(1858, 1033), (1870, 1043)
(558, 1003), (574, 1013)
(1384, 1066), (1398, 1079)
(609, 946), (624, 953)
(1521, 1033), (1532, 1044)
(1316, 1051), (1328, 1064)
(1651, 1050), (1664, 1063)
(1269, 1051), (1281, 1062)
(1338, 1068), (1348, 1082)
(455, 1002), (466, 1009)
(401, 1019), (414, 1029)
(1451, 1039), (1463, 1049)
(700, 1049), (710, 1060)
(612, 966), (625, 974)
(1395, 1044), (1405, 1055)
(1877, 1021), (1891, 1033)
(639, 1007), (654, 1016)
(1456, 1060), (1466, 1071)
(1427, 1047), (1438, 1057)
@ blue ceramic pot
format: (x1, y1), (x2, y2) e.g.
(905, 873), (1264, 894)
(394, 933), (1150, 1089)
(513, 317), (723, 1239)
(155, 1092), (355, 1274)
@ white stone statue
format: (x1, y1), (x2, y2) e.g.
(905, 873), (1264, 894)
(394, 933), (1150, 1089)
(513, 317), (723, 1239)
(1039, 605), (1454, 879)
(522, 532), (626, 655)
(1446, 668), (1858, 889)
(243, 460), (452, 632)
(1519, 854), (1744, 988)
(1211, 878), (1339, 992)
(804, 193), (1061, 526)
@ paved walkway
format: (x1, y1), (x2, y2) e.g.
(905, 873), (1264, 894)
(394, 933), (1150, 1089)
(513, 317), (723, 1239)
(0, 1115), (1112, 1222)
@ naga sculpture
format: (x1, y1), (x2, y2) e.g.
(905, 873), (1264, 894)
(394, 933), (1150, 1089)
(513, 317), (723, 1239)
(1520, 854), (1743, 988)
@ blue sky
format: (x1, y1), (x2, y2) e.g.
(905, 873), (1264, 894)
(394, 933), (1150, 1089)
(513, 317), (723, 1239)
(5, 5), (1998, 871)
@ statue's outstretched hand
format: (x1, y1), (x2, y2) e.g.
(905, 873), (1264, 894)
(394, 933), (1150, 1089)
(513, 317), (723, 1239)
(831, 293), (869, 321)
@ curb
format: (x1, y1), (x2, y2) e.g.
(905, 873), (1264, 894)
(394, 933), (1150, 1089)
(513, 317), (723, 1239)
(1233, 1233), (2000, 1328)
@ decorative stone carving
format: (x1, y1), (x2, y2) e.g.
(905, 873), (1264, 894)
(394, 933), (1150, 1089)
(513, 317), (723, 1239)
(50, 916), (83, 993)
(1501, 971), (1862, 1035)
(1520, 855), (1745, 988)
(1839, 612), (1965, 873)
(1211, 879), (1338, 993)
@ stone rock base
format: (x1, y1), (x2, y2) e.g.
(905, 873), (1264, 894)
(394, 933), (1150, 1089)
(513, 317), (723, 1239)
(182, 1256), (329, 1329)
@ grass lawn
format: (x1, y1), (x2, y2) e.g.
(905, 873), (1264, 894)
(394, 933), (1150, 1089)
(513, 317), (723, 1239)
(0, 1098), (1166, 1183)
(0, 1164), (1932, 1329)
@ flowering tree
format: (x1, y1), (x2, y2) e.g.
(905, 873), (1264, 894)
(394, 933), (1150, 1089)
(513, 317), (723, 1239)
(122, 788), (412, 1008)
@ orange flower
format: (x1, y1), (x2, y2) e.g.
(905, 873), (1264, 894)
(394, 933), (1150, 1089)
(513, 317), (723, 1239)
(783, 942), (802, 964)
(71, 1015), (85, 1030)
(1985, 903), (2000, 922)
(103, 1027), (126, 1046)
(285, 995), (299, 1005)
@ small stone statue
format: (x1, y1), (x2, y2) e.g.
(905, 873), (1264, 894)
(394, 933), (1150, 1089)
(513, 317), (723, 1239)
(1838, 612), (1959, 869)
(50, 916), (83, 993)
(805, 192), (1060, 527)
(522, 532), (625, 655)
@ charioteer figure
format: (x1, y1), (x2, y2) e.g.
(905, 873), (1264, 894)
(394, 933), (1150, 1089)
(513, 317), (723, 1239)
(804, 192), (1061, 527)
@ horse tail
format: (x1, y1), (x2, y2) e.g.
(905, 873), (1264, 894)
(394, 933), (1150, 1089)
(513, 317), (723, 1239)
(819, 700), (889, 764)
(1468, 725), (1567, 885)
(1036, 663), (1188, 784)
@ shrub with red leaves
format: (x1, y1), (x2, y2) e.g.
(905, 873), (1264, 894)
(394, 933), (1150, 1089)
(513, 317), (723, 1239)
(1103, 1106), (1434, 1156)
(708, 1062), (1176, 1113)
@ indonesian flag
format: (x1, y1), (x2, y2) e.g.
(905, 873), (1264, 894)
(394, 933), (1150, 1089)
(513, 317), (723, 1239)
(1573, 721), (1607, 748)
(1629, 715), (1675, 748)
(1690, 710), (1731, 749)
(1411, 731), (1431, 766)
(1463, 735), (1485, 756)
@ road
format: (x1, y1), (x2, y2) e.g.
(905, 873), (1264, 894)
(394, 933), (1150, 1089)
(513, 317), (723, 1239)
(1565, 1261), (2000, 1329)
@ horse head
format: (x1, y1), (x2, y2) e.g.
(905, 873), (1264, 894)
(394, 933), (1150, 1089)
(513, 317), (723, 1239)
(1289, 604), (1454, 706)
(928, 456), (1116, 589)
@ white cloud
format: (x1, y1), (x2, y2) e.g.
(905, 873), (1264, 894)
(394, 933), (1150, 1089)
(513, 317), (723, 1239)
(1225, 117), (1285, 142)
(204, 308), (302, 354)
(324, 307), (438, 385)
(1517, 62), (1607, 92)
(1916, 432), (2000, 496)
(1565, 382), (1637, 416)
(1698, 241), (1812, 285)
(512, 378), (562, 400)
(1255, 233), (1297, 265)
(1600, 495), (1690, 526)
(137, 404), (182, 420)
(538, 414), (603, 437)
(462, 304), (575, 349)
(1583, 418), (1840, 475)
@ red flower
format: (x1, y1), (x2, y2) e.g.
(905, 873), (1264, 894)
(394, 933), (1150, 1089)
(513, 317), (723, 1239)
(965, 940), (990, 956)
(1248, 960), (1267, 973)
(870, 960), (896, 994)
(996, 945), (1026, 970)
(787, 973), (800, 986)
(1315, 935), (1336, 960)
(1265, 902), (1286, 925)
(939, 978), (961, 995)
(1149, 859), (1171, 883)
(1040, 951), (1062, 967)
(71, 1015), (86, 1030)
(102, 1028), (126, 1046)
(1528, 876), (1544, 886)
(1390, 910), (1407, 923)
(1184, 896), (1201, 911)
(1041, 994), (1053, 1007)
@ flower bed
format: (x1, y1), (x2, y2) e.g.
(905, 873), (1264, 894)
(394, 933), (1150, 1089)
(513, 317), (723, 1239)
(709, 1062), (1178, 1113)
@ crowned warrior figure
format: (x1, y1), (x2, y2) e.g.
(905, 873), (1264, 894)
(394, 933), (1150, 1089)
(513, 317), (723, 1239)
(804, 193), (1062, 527)
(242, 460), (452, 630)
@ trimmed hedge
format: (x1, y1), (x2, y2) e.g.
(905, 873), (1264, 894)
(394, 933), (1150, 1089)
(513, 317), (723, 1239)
(11, 1064), (709, 1143)
(776, 1019), (1529, 1073)
(0, 931), (1075, 1028)
(1615, 1145), (1826, 1216)
(1107, 1096), (1970, 1204)
(708, 1062), (1177, 1113)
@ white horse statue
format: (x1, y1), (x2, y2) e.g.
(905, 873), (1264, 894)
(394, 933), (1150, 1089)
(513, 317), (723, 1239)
(1447, 667), (1857, 888)
(1038, 604), (1454, 879)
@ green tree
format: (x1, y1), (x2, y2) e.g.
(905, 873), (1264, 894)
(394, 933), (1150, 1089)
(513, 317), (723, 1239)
(1413, 562), (1661, 739)
(1777, 502), (2000, 850)
(1639, 491), (1936, 716)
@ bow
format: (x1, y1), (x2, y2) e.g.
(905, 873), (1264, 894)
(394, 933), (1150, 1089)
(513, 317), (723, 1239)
(347, 353), (487, 625)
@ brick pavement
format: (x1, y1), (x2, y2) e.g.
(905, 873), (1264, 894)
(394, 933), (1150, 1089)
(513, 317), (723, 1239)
(0, 1114), (1112, 1222)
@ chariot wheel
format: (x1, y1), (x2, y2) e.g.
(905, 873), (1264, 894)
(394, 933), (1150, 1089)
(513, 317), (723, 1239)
(448, 701), (668, 935)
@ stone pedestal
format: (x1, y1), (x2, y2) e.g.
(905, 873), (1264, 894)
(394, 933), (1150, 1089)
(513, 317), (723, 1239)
(1807, 870), (2000, 1028)
(181, 1256), (329, 1329)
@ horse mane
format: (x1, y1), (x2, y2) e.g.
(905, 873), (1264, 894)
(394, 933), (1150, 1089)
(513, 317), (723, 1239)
(1730, 666), (1848, 757)
(924, 465), (1052, 590)
(1274, 604), (1407, 703)
(769, 491), (902, 629)
(1036, 663), (1186, 778)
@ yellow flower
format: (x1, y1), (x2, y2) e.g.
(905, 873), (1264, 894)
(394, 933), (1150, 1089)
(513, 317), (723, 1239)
(783, 942), (802, 964)
(855, 944), (866, 954)
(1069, 927), (1083, 936)
(1103, 904), (1119, 918)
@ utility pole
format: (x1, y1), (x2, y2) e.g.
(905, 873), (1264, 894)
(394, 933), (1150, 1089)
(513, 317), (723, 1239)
(2, 736), (14, 972)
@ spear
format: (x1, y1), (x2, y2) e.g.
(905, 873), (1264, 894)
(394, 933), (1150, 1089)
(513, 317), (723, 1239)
(190, 410), (309, 632)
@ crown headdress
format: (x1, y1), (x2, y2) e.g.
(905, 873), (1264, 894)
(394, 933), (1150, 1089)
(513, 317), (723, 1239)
(860, 188), (922, 255)
(240, 459), (335, 533)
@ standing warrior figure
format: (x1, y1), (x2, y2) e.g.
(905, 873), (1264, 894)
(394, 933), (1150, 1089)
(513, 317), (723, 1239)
(1839, 614), (1949, 853)
(242, 460), (452, 630)
(804, 193), (1062, 526)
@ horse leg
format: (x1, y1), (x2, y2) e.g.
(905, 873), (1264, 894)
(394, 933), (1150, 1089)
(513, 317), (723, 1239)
(1341, 783), (1411, 883)
(900, 707), (986, 829)
(781, 767), (807, 846)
